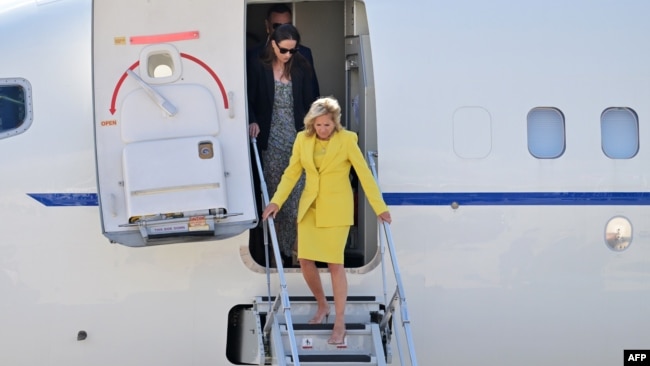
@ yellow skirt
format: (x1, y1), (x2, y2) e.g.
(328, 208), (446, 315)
(297, 207), (350, 264)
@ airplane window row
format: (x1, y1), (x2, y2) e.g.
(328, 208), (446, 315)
(0, 78), (641, 161)
(528, 107), (639, 159)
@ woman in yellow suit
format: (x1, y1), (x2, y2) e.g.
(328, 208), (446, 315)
(262, 96), (392, 345)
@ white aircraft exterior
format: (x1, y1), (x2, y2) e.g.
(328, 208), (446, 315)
(1, 0), (649, 365)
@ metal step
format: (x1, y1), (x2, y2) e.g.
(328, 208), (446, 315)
(277, 322), (386, 365)
(286, 353), (378, 366)
(255, 296), (383, 325)
(281, 323), (371, 353)
(256, 296), (388, 366)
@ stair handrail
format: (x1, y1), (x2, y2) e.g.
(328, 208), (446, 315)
(251, 138), (301, 366)
(367, 150), (419, 366)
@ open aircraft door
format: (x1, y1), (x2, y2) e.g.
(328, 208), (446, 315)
(92, 0), (256, 247)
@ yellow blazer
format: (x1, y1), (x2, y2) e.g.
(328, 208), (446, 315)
(270, 129), (388, 227)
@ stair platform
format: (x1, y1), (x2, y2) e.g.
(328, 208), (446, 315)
(254, 295), (388, 366)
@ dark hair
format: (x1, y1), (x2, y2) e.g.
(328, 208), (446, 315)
(266, 3), (292, 20)
(269, 23), (301, 48)
(262, 23), (310, 80)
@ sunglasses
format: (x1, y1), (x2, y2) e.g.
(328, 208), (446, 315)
(274, 41), (298, 55)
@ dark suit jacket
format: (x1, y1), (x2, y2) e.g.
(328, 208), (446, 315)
(246, 51), (317, 150)
(247, 41), (320, 101)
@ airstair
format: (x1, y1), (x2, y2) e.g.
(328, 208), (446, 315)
(253, 295), (389, 366)
(251, 140), (418, 366)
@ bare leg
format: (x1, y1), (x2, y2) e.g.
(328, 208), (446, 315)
(328, 263), (347, 344)
(300, 258), (329, 323)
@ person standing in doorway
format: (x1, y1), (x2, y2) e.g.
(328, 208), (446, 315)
(248, 3), (320, 98)
(247, 24), (318, 266)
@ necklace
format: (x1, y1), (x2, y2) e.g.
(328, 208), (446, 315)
(273, 62), (288, 82)
(317, 139), (328, 153)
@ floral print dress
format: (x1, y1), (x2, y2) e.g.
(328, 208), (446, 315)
(262, 80), (305, 259)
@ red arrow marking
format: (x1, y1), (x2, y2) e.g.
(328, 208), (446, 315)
(109, 53), (229, 115)
(110, 61), (140, 115)
(180, 53), (229, 109)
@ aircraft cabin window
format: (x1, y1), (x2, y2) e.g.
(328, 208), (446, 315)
(0, 78), (33, 139)
(139, 44), (182, 84)
(601, 107), (639, 159)
(527, 107), (565, 159)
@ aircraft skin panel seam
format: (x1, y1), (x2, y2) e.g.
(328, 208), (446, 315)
(130, 183), (222, 196)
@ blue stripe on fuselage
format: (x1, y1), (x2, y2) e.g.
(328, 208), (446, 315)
(382, 192), (650, 206)
(28, 193), (99, 206)
(27, 192), (650, 207)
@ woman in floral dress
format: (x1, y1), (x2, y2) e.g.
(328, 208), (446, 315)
(247, 23), (317, 265)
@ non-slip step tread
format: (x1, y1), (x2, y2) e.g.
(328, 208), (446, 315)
(292, 323), (367, 331)
(259, 295), (377, 302)
(291, 354), (373, 363)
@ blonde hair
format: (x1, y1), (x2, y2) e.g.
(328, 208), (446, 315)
(303, 96), (344, 137)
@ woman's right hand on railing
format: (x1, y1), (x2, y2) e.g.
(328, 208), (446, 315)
(249, 122), (260, 138)
(262, 203), (280, 221)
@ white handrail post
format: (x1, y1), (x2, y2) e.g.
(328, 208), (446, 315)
(368, 150), (419, 366)
(251, 138), (300, 366)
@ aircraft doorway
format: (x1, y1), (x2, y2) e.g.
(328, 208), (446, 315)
(245, 1), (380, 270)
